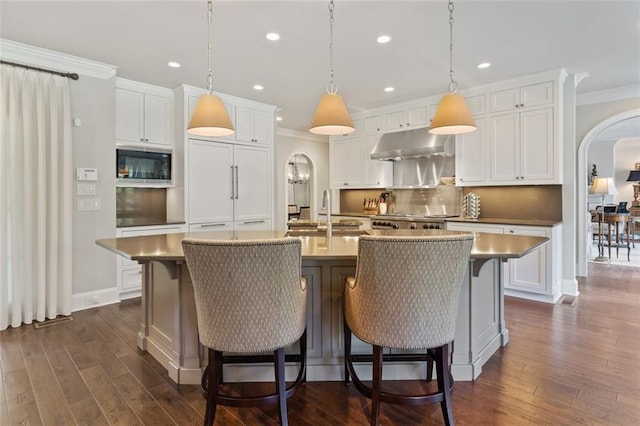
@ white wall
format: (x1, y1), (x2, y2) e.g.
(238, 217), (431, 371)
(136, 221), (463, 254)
(587, 140), (616, 179)
(71, 76), (117, 296)
(275, 129), (329, 229)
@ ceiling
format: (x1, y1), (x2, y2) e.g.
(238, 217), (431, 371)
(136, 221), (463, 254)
(1, 1), (639, 132)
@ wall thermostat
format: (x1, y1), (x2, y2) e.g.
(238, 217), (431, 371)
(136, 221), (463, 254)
(76, 167), (98, 181)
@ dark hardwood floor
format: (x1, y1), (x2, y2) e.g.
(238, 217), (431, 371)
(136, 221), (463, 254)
(1, 262), (639, 425)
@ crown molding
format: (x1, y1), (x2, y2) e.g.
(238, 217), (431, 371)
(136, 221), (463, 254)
(0, 39), (117, 80)
(577, 84), (640, 106)
(277, 127), (329, 143)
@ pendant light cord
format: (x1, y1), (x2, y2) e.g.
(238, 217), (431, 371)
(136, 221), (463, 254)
(447, 0), (458, 94)
(327, 0), (337, 94)
(206, 0), (214, 95)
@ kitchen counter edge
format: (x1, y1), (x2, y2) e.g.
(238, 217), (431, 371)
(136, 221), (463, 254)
(445, 217), (562, 227)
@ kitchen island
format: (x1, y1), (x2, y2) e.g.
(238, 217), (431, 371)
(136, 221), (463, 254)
(96, 230), (547, 385)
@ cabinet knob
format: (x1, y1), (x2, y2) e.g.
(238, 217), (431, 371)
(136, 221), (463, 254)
(399, 124), (403, 127)
(406, 122), (410, 126)
(509, 230), (515, 234)
(520, 103), (524, 107)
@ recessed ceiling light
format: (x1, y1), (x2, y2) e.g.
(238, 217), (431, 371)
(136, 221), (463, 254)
(477, 62), (491, 69)
(167, 61), (181, 68)
(384, 87), (395, 93)
(266, 32), (280, 41)
(376, 35), (391, 44)
(276, 116), (283, 122)
(253, 84), (264, 91)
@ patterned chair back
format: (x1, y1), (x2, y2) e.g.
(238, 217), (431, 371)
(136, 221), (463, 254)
(345, 234), (474, 349)
(182, 238), (306, 353)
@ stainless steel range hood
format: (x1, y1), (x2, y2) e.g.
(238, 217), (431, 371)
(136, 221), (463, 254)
(369, 128), (454, 160)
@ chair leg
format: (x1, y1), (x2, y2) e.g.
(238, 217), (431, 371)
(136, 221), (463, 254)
(274, 348), (288, 426)
(426, 348), (434, 382)
(204, 349), (223, 426)
(436, 345), (454, 426)
(371, 345), (383, 426)
(343, 319), (352, 384)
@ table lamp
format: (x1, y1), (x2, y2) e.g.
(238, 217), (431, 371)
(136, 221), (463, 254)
(626, 169), (640, 208)
(589, 177), (617, 261)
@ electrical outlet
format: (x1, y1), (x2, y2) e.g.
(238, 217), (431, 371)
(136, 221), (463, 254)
(77, 198), (101, 211)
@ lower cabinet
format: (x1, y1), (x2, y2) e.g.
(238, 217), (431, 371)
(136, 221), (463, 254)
(446, 221), (562, 303)
(116, 224), (186, 299)
(188, 219), (271, 233)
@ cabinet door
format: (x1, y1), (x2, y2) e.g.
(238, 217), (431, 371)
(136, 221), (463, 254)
(144, 93), (171, 145)
(456, 118), (487, 185)
(490, 88), (519, 113)
(330, 140), (348, 187)
(383, 110), (405, 131)
(489, 113), (520, 182)
(187, 140), (234, 224)
(234, 105), (254, 143)
(520, 82), (553, 109)
(520, 108), (554, 182)
(506, 227), (549, 294)
(116, 88), (144, 143)
(405, 106), (427, 128)
(363, 134), (391, 186)
(363, 116), (381, 134)
(234, 145), (271, 220)
(466, 95), (487, 117)
(345, 137), (363, 185)
(252, 110), (272, 146)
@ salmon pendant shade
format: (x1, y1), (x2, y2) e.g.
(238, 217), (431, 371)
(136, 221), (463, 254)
(309, 0), (355, 136)
(187, 0), (234, 137)
(429, 0), (476, 135)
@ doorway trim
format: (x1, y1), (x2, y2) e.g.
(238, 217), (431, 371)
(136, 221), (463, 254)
(576, 108), (640, 276)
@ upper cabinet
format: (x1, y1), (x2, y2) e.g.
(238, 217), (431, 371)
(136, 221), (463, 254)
(235, 104), (273, 146)
(116, 78), (172, 147)
(490, 81), (553, 113)
(383, 105), (428, 132)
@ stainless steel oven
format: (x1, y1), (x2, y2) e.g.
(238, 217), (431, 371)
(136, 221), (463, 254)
(371, 214), (456, 230)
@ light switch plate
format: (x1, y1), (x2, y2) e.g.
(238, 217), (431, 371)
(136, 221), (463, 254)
(77, 183), (96, 196)
(77, 198), (101, 211)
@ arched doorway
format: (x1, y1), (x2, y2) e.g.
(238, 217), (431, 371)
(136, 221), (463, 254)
(283, 152), (316, 227)
(576, 108), (640, 276)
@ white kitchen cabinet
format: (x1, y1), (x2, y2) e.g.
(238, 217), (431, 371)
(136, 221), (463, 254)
(383, 105), (427, 132)
(235, 105), (272, 146)
(330, 137), (363, 187)
(489, 107), (555, 184)
(363, 115), (382, 134)
(490, 81), (553, 113)
(455, 118), (488, 186)
(116, 223), (186, 299)
(234, 218), (272, 231)
(331, 118), (362, 140)
(446, 221), (562, 303)
(116, 79), (172, 147)
(363, 134), (392, 187)
(189, 222), (233, 233)
(187, 138), (272, 227)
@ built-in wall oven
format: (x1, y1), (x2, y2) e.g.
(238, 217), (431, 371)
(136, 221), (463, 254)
(371, 214), (456, 230)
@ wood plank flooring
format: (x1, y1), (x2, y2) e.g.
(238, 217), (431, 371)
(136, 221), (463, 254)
(1, 261), (639, 425)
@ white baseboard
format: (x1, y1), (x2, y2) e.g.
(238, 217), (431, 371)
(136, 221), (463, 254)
(71, 287), (120, 312)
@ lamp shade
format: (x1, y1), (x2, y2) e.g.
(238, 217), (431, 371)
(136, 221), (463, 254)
(626, 169), (640, 182)
(309, 93), (355, 135)
(428, 93), (477, 135)
(590, 177), (617, 195)
(187, 94), (235, 137)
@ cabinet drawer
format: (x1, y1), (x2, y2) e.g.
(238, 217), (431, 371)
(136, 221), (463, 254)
(121, 267), (143, 291)
(189, 222), (233, 232)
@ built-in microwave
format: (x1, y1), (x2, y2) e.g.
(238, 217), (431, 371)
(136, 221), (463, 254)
(116, 147), (172, 186)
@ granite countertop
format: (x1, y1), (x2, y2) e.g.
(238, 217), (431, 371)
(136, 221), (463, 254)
(334, 212), (378, 218)
(116, 219), (186, 228)
(96, 229), (548, 262)
(445, 217), (562, 227)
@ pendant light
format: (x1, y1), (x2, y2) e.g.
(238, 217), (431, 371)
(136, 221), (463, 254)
(187, 0), (234, 136)
(429, 0), (476, 135)
(309, 0), (355, 135)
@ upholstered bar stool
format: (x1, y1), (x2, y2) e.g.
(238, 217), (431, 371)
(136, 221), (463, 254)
(182, 238), (307, 426)
(344, 234), (474, 426)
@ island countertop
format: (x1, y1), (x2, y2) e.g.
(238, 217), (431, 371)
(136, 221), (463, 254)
(96, 229), (548, 262)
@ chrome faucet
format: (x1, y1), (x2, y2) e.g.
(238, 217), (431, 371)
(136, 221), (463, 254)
(319, 189), (332, 238)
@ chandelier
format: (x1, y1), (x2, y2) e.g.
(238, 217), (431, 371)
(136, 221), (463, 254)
(288, 155), (309, 184)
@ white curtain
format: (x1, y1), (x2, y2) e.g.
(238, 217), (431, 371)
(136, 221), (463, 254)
(0, 64), (73, 330)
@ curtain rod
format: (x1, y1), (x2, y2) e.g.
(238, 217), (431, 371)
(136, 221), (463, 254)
(0, 60), (79, 80)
